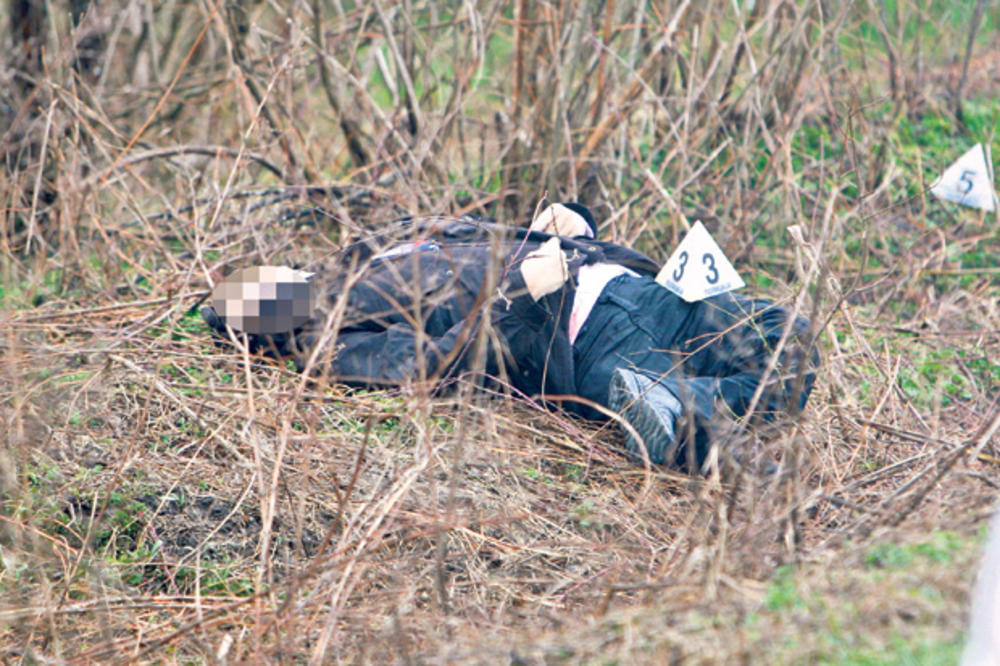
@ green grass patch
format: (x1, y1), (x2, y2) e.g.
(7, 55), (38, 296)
(670, 528), (981, 663)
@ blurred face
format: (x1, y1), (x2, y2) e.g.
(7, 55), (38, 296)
(211, 266), (313, 334)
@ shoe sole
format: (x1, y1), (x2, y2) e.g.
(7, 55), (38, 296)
(609, 370), (678, 465)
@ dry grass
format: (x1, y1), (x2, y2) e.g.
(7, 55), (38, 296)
(2, 0), (999, 662)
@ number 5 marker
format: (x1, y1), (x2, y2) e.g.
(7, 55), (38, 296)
(930, 143), (997, 212)
(656, 221), (745, 302)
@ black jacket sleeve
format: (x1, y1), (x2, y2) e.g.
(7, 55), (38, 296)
(325, 318), (477, 386)
(488, 254), (580, 402)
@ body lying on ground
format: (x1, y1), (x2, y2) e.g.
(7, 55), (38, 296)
(202, 204), (819, 472)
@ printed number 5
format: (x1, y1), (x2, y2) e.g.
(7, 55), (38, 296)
(672, 250), (689, 281)
(702, 253), (719, 284)
(959, 169), (975, 194)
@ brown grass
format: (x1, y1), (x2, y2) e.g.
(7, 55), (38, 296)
(2, 0), (999, 662)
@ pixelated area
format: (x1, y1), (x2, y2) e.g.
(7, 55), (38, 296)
(211, 266), (313, 334)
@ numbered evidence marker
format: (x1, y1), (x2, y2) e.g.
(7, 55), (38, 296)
(655, 221), (745, 302)
(930, 143), (996, 212)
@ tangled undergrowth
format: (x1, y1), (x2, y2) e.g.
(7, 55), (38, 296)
(2, 1), (999, 662)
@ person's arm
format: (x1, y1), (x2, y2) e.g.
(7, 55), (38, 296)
(323, 318), (478, 386)
(488, 244), (580, 401)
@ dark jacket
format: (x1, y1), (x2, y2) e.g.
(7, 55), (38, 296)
(302, 218), (660, 391)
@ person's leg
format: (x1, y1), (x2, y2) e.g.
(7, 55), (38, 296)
(646, 295), (817, 469)
(571, 276), (694, 463)
(665, 295), (816, 414)
(573, 276), (817, 469)
(608, 367), (684, 464)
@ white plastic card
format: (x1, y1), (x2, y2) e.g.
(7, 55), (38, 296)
(655, 221), (745, 302)
(930, 143), (996, 212)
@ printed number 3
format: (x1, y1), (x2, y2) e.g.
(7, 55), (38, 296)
(959, 169), (975, 194)
(672, 250), (689, 281)
(673, 250), (719, 285)
(702, 253), (719, 284)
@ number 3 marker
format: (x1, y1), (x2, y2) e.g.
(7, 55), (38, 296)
(656, 221), (745, 302)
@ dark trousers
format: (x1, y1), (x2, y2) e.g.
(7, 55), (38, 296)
(572, 275), (817, 468)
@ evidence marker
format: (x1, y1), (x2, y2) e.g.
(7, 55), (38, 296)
(655, 221), (744, 303)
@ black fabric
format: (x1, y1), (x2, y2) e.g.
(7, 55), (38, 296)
(303, 244), (504, 385)
(267, 221), (657, 388)
(205, 231), (594, 387)
(569, 275), (816, 468)
(203, 215), (818, 468)
(337, 216), (661, 278)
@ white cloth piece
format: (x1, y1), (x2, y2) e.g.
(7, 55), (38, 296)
(373, 238), (439, 260)
(530, 203), (594, 239)
(520, 237), (570, 301)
